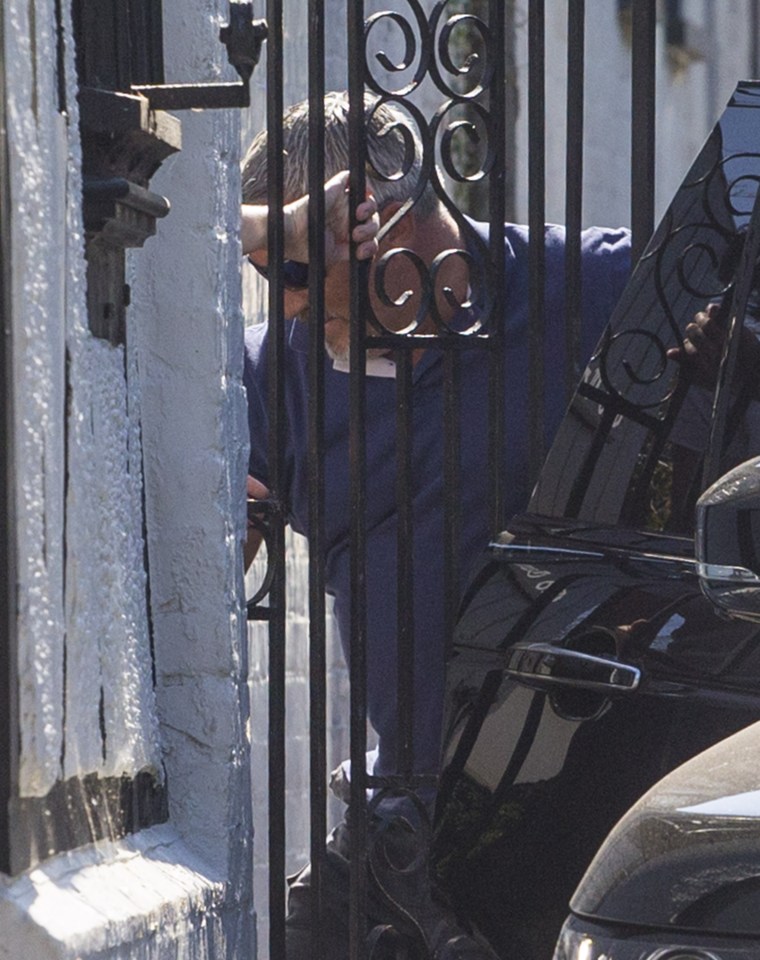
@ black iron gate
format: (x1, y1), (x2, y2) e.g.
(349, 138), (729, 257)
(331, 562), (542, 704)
(242, 2), (757, 958)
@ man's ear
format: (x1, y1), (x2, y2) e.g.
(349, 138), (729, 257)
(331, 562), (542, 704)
(379, 200), (416, 246)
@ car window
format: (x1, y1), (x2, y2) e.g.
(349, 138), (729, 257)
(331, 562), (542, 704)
(532, 81), (760, 537)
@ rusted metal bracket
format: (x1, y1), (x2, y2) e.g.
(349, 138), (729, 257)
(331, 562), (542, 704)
(131, 3), (267, 111)
(83, 177), (172, 344)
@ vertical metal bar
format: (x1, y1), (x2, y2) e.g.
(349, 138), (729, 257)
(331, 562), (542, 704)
(565, 0), (585, 401)
(307, 2), (328, 957)
(442, 349), (461, 657)
(266, 2), (288, 957)
(114, 0), (131, 91)
(347, 4), (369, 957)
(503, 0), (518, 224)
(664, 0), (684, 46)
(527, 0), (546, 488)
(0, 3), (16, 875)
(395, 350), (415, 777)
(53, 0), (68, 113)
(488, 0), (507, 537)
(751, 0), (760, 79)
(127, 0), (164, 85)
(630, 0), (656, 266)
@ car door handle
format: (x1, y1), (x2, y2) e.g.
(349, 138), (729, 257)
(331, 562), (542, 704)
(503, 642), (641, 694)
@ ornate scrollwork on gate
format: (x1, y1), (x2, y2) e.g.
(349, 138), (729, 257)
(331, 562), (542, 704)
(591, 137), (760, 416)
(535, 90), (760, 529)
(360, 0), (501, 349)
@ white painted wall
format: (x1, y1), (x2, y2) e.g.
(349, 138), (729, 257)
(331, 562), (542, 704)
(127, 0), (254, 945)
(6, 0), (69, 800)
(1, 0), (253, 955)
(6, 0), (161, 802)
(513, 0), (760, 228)
(132, 0), (252, 882)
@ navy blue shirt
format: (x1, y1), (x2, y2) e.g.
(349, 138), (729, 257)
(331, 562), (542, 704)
(244, 220), (630, 787)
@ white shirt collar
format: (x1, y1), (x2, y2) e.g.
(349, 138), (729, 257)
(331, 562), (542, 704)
(332, 356), (397, 378)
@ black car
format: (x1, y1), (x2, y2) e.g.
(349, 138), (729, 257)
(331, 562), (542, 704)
(553, 454), (760, 960)
(432, 81), (760, 960)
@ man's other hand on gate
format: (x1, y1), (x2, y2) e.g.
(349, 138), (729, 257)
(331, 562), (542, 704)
(666, 303), (726, 389)
(244, 474), (270, 570)
(667, 301), (760, 395)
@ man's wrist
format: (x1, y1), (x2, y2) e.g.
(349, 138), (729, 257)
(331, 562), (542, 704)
(283, 195), (308, 261)
(240, 204), (267, 257)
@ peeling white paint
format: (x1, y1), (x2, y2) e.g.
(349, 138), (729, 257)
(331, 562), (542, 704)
(64, 337), (160, 781)
(3, 0), (252, 953)
(0, 825), (235, 959)
(6, 0), (161, 795)
(7, 0), (69, 797)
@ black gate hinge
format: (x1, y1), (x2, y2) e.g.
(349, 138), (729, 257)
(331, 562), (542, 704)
(131, 3), (267, 112)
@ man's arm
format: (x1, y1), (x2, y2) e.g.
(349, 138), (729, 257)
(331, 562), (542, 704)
(241, 173), (380, 571)
(240, 170), (379, 263)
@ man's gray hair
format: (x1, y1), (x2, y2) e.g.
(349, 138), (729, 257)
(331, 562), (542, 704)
(241, 90), (438, 220)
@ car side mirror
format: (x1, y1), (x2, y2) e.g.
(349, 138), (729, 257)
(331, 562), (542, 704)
(696, 455), (760, 623)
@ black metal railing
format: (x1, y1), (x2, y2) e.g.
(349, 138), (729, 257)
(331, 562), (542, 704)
(247, 3), (508, 955)
(244, 2), (758, 958)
